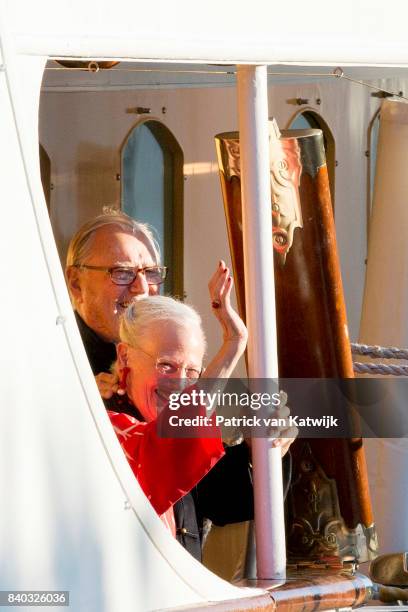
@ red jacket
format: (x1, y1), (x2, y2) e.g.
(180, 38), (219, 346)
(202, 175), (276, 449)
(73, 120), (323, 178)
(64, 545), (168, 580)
(108, 410), (224, 517)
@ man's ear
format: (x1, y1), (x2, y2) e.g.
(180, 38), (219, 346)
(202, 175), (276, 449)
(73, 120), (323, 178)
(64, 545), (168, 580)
(116, 343), (129, 369)
(66, 266), (83, 304)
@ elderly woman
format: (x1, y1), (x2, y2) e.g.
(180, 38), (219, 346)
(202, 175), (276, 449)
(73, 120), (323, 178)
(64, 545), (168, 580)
(106, 262), (296, 548)
(107, 262), (249, 534)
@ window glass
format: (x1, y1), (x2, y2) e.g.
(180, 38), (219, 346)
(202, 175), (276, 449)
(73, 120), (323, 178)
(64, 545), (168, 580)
(39, 143), (51, 212)
(288, 111), (335, 208)
(368, 111), (380, 214)
(121, 120), (183, 295)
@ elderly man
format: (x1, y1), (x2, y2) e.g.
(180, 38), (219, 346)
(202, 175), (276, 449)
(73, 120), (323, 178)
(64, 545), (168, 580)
(65, 210), (293, 565)
(66, 210), (164, 374)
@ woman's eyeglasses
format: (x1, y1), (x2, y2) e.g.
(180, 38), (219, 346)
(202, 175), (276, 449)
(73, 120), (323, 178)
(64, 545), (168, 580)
(130, 344), (202, 380)
(155, 360), (202, 380)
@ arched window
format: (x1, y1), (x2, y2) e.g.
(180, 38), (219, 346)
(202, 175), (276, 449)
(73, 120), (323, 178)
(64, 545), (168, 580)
(121, 120), (183, 296)
(39, 143), (51, 212)
(367, 109), (381, 234)
(288, 111), (336, 209)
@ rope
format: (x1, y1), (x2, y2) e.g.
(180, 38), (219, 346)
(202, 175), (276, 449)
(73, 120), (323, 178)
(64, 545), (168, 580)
(351, 342), (408, 376)
(353, 361), (408, 376)
(351, 342), (408, 360)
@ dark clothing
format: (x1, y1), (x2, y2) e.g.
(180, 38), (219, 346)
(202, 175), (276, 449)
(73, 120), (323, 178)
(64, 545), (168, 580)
(75, 312), (117, 375)
(75, 313), (262, 561)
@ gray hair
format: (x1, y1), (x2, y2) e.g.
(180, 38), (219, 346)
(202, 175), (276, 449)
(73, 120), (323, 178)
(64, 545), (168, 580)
(120, 295), (206, 352)
(65, 208), (160, 268)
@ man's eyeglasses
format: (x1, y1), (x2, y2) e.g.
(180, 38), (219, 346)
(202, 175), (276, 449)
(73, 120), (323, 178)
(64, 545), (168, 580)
(130, 344), (202, 380)
(75, 264), (167, 286)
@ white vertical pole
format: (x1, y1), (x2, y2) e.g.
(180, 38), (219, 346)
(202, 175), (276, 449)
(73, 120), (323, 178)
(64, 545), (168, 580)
(236, 65), (286, 580)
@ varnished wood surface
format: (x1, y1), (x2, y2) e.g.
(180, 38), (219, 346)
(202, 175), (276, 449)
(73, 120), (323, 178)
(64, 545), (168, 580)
(275, 165), (373, 530)
(167, 592), (275, 611)
(238, 571), (372, 612)
(216, 130), (374, 557)
(168, 570), (372, 611)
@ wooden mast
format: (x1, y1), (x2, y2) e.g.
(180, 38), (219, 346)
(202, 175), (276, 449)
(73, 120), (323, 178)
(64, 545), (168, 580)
(215, 125), (377, 564)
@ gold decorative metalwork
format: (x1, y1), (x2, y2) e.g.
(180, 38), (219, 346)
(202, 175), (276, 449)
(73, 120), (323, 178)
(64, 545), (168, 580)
(269, 124), (303, 262)
(287, 444), (378, 561)
(216, 121), (304, 264)
(220, 138), (241, 181)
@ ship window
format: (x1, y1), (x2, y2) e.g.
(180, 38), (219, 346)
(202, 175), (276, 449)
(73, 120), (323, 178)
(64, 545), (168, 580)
(121, 120), (183, 297)
(288, 110), (336, 209)
(367, 109), (380, 226)
(39, 143), (51, 212)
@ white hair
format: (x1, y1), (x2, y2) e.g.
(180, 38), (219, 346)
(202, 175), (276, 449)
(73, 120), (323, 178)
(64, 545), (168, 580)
(120, 295), (206, 351)
(65, 208), (160, 268)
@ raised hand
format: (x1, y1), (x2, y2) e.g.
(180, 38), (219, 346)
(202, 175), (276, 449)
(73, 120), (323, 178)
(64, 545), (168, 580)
(203, 261), (248, 379)
(208, 260), (248, 346)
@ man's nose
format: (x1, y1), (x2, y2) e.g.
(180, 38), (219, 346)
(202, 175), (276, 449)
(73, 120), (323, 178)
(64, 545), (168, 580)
(128, 270), (149, 295)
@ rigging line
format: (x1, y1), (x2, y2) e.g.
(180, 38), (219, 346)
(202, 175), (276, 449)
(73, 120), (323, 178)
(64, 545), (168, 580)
(267, 67), (408, 101)
(338, 73), (408, 101)
(351, 342), (408, 360)
(45, 66), (333, 77)
(44, 64), (408, 100)
(267, 71), (336, 77)
(353, 361), (408, 376)
(45, 66), (235, 75)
